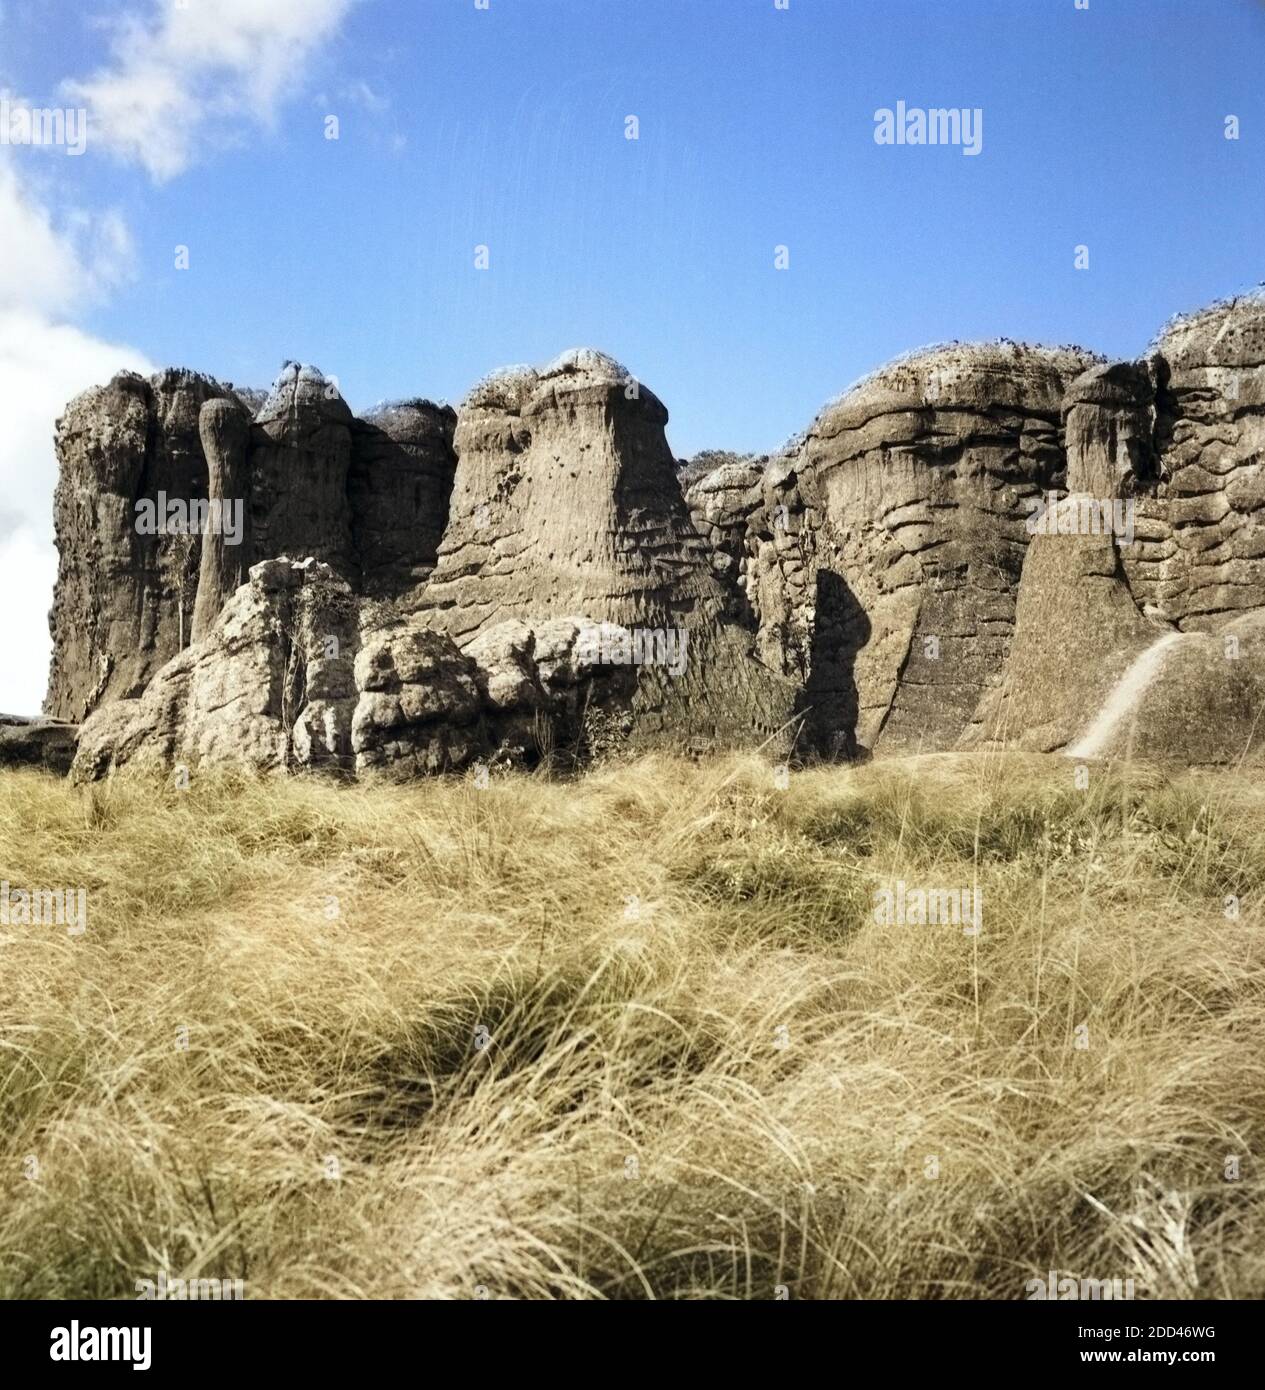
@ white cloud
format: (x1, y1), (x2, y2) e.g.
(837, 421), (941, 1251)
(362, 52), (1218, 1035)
(0, 158), (134, 314)
(0, 526), (59, 716)
(0, 310), (154, 716)
(63, 0), (359, 181)
(0, 309), (154, 537)
(0, 144), (152, 714)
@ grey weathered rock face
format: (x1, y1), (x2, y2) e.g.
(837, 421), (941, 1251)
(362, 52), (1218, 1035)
(72, 558), (361, 782)
(684, 452), (816, 703)
(349, 623), (485, 778)
(422, 349), (711, 639)
(70, 559), (643, 782)
(1063, 360), (1158, 499)
(248, 363), (358, 582)
(800, 343), (1097, 755)
(350, 400), (457, 599)
(46, 368), (253, 722)
(688, 343), (1098, 755)
(1129, 296), (1265, 630)
(960, 501), (1161, 753)
(965, 295), (1265, 764)
(683, 457), (765, 621)
(349, 613), (636, 779)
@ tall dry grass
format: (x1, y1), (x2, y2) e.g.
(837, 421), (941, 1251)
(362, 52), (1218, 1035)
(1, 749), (1264, 1299)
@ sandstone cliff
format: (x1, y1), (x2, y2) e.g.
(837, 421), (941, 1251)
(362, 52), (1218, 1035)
(687, 343), (1097, 755)
(31, 290), (1265, 781)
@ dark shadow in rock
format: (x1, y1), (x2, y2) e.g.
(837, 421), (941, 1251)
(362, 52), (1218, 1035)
(797, 568), (868, 761)
(349, 406), (457, 599)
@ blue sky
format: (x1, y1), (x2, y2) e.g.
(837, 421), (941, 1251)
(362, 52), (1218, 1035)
(0, 0), (1263, 711)
(15, 0), (1265, 450)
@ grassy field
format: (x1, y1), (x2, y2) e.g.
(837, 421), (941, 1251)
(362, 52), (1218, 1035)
(2, 750), (1264, 1300)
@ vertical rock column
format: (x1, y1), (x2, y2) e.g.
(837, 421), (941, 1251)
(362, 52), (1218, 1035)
(191, 397), (254, 643)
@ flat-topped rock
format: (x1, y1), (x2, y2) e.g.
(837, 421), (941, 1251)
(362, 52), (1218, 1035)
(418, 346), (798, 751)
(818, 341), (1099, 437)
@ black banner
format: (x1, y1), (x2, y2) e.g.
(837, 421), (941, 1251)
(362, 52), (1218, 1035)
(0, 1298), (1252, 1375)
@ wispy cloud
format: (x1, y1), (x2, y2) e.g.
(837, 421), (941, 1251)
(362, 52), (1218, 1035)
(0, 155), (134, 313)
(63, 0), (359, 181)
(341, 79), (389, 115)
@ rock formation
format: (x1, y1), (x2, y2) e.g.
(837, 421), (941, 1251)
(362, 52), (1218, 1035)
(47, 364), (458, 724)
(46, 368), (252, 722)
(417, 348), (798, 749)
(966, 294), (1265, 764)
(1134, 297), (1265, 630)
(70, 557), (640, 783)
(72, 558), (360, 781)
(686, 344), (1096, 755)
(350, 399), (458, 599)
(32, 290), (1265, 781)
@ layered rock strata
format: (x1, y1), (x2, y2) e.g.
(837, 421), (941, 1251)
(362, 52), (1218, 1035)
(965, 296), (1265, 762)
(41, 291), (1265, 778)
